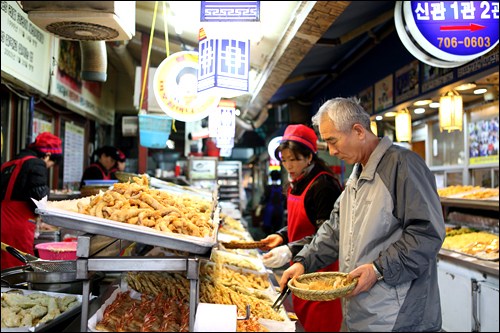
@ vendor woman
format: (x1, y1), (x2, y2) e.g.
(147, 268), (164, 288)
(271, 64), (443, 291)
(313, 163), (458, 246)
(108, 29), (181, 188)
(1, 132), (63, 270)
(260, 124), (343, 332)
(80, 146), (120, 189)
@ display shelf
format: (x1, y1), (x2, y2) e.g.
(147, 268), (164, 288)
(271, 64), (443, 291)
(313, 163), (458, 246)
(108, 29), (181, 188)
(218, 161), (243, 212)
(75, 233), (208, 332)
(440, 197), (499, 211)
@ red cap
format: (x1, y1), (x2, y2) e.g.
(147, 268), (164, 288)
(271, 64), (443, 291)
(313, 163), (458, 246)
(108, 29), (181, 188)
(281, 125), (317, 153)
(29, 132), (62, 155)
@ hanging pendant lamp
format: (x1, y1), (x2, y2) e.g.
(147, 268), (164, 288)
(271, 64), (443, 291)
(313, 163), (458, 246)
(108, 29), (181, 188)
(439, 91), (463, 133)
(395, 108), (412, 142)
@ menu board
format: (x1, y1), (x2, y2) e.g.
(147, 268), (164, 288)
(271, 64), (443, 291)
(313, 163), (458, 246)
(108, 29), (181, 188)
(63, 122), (85, 186)
(357, 86), (374, 114)
(395, 60), (419, 104)
(469, 117), (499, 165)
(374, 74), (393, 112)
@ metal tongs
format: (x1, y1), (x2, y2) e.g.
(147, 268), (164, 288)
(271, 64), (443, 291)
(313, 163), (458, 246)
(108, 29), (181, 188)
(271, 278), (291, 312)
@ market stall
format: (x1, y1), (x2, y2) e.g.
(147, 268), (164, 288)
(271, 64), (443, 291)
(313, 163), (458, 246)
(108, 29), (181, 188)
(436, 185), (499, 332)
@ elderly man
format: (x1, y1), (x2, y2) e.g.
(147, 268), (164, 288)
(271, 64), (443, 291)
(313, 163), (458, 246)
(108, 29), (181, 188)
(280, 97), (445, 332)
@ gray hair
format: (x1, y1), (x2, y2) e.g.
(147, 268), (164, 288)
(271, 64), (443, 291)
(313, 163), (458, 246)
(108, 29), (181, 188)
(312, 97), (371, 133)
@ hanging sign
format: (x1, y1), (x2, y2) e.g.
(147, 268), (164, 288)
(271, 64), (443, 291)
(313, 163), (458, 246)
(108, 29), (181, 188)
(216, 137), (234, 148)
(395, 1), (499, 67)
(198, 29), (250, 97)
(1, 2), (51, 94)
(153, 51), (221, 122)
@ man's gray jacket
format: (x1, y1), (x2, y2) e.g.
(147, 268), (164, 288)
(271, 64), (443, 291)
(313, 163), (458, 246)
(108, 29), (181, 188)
(294, 137), (446, 332)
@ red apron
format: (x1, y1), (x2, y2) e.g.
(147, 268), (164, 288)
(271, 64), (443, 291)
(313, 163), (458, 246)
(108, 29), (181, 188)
(88, 163), (111, 180)
(1, 156), (38, 270)
(288, 171), (343, 332)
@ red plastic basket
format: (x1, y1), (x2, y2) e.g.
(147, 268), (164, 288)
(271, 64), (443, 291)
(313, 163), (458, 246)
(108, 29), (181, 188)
(35, 242), (78, 260)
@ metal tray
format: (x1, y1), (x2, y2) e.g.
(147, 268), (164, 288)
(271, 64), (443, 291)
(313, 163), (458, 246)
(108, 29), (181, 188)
(35, 208), (219, 255)
(440, 247), (499, 262)
(1, 287), (84, 332)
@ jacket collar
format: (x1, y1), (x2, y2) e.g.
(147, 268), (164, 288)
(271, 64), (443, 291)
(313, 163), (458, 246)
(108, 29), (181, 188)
(359, 136), (393, 181)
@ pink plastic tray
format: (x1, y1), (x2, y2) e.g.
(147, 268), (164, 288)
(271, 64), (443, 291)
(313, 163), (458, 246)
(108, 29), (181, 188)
(35, 242), (78, 260)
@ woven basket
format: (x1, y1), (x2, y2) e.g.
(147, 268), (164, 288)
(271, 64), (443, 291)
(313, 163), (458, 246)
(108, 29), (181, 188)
(221, 241), (267, 249)
(288, 272), (358, 301)
(80, 186), (109, 197)
(115, 172), (151, 184)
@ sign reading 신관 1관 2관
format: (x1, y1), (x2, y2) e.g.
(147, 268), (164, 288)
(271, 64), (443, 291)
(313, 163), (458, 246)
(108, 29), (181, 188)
(396, 1), (499, 67)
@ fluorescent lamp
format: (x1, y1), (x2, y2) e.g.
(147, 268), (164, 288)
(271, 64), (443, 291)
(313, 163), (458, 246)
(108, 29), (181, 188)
(474, 88), (488, 94)
(429, 102), (440, 108)
(414, 108), (426, 114)
(375, 116), (383, 121)
(385, 112), (397, 117)
(455, 83), (476, 90)
(413, 100), (432, 106)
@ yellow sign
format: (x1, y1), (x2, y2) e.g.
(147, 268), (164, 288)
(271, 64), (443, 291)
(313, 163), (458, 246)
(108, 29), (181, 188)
(153, 51), (220, 122)
(469, 155), (499, 165)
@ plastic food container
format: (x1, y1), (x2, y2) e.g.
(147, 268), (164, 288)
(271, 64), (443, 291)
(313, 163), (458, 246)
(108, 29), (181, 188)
(83, 180), (118, 186)
(35, 242), (78, 260)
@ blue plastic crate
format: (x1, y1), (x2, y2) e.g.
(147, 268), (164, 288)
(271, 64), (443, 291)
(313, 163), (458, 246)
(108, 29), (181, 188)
(138, 114), (173, 149)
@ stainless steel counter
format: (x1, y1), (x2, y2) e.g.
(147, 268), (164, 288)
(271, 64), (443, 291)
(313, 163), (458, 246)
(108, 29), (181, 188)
(437, 249), (499, 277)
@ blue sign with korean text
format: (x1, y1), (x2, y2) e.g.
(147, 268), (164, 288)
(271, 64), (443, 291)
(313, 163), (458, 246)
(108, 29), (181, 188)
(198, 38), (250, 93)
(405, 1), (499, 62)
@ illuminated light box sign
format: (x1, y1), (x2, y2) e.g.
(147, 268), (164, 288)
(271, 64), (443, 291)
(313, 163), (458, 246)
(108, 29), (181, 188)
(153, 51), (221, 122)
(395, 1), (499, 67)
(209, 100), (236, 137)
(268, 136), (283, 162)
(198, 30), (250, 97)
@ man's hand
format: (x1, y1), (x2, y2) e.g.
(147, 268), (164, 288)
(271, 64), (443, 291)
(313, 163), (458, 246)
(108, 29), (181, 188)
(259, 234), (283, 251)
(279, 263), (305, 291)
(345, 264), (378, 298)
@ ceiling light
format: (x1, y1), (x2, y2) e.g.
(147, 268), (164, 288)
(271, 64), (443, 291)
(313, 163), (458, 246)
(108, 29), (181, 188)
(413, 100), (432, 106)
(474, 88), (488, 94)
(455, 83), (476, 90)
(375, 116), (383, 121)
(384, 112), (397, 117)
(414, 108), (426, 114)
(429, 102), (440, 108)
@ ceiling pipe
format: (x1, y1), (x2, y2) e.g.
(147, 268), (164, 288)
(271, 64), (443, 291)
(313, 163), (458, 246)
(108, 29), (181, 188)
(80, 41), (107, 82)
(235, 104), (271, 141)
(109, 40), (136, 84)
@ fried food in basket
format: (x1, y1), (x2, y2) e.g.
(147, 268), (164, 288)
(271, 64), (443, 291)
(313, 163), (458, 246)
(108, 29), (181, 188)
(76, 175), (214, 238)
(292, 275), (348, 291)
(221, 240), (267, 249)
(220, 215), (245, 232)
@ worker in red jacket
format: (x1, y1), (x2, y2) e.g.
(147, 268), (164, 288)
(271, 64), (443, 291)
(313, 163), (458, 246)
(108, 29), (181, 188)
(1, 132), (63, 269)
(79, 146), (120, 189)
